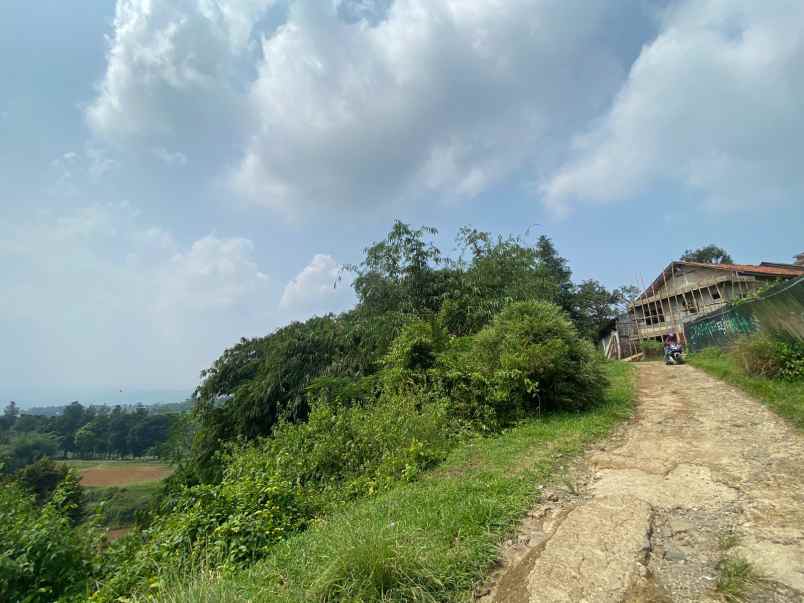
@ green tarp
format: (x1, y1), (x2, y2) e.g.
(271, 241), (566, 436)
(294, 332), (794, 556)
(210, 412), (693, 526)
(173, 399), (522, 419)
(684, 277), (804, 352)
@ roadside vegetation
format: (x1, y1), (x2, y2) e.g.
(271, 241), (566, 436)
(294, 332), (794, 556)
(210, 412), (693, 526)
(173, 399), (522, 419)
(139, 361), (635, 603)
(1, 223), (637, 602)
(688, 333), (804, 430)
(715, 530), (763, 603)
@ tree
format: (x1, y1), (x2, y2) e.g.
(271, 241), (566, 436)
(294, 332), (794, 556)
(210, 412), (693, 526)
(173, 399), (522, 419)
(15, 457), (69, 505)
(609, 285), (642, 316)
(74, 423), (101, 458)
(681, 245), (734, 264)
(0, 432), (60, 473)
(569, 280), (619, 341)
(439, 229), (560, 336)
(55, 402), (86, 457)
(534, 235), (574, 310)
(347, 221), (445, 315)
(1, 401), (19, 431)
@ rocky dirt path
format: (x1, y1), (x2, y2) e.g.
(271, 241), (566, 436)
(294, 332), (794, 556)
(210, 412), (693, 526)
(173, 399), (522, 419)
(479, 363), (804, 603)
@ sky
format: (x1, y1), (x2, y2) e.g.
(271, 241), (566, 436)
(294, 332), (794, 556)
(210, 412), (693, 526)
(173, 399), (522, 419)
(2, 0), (802, 405)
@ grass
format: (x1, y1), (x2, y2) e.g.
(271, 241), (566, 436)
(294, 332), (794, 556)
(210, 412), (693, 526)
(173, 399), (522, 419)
(716, 557), (761, 602)
(139, 362), (635, 603)
(688, 348), (804, 430)
(84, 482), (162, 528)
(714, 529), (762, 602)
(56, 460), (170, 528)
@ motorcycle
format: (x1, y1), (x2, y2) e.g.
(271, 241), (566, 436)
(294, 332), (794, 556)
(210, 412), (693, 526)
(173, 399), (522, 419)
(665, 343), (684, 365)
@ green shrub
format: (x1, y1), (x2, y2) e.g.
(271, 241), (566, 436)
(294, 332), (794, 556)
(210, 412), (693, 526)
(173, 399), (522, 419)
(641, 340), (664, 359)
(733, 334), (804, 380)
(15, 457), (68, 505)
(0, 482), (101, 602)
(0, 432), (60, 474)
(95, 461), (308, 601)
(83, 483), (161, 528)
(437, 301), (606, 425)
(267, 392), (455, 503)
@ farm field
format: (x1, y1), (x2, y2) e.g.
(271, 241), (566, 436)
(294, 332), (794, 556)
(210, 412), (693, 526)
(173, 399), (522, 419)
(61, 459), (173, 487)
(58, 460), (174, 531)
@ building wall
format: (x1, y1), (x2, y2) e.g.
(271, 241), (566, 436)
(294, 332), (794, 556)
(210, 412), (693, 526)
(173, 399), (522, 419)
(626, 266), (775, 344)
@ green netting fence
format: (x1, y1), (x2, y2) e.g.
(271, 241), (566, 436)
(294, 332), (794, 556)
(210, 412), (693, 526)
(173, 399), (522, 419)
(684, 276), (804, 353)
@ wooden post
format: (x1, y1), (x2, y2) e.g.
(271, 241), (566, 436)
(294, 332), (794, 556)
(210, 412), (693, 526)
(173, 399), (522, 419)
(661, 267), (679, 337)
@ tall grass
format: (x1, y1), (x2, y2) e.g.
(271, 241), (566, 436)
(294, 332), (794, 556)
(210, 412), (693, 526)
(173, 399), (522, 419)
(689, 347), (804, 430)
(138, 362), (635, 603)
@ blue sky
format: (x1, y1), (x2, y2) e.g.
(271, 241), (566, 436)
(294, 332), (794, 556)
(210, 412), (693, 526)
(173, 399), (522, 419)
(1, 0), (802, 404)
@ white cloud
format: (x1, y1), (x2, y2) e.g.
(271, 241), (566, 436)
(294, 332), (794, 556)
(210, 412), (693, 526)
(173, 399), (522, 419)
(86, 0), (276, 142)
(0, 204), (274, 389)
(280, 254), (355, 317)
(89, 1), (655, 217)
(234, 0), (647, 215)
(153, 147), (189, 166)
(48, 147), (120, 196)
(542, 0), (804, 213)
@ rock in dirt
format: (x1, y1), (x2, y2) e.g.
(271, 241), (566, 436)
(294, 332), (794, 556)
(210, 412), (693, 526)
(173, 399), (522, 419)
(526, 495), (652, 603)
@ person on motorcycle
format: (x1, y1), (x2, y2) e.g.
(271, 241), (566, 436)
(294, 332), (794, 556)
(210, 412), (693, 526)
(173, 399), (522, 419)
(663, 332), (679, 363)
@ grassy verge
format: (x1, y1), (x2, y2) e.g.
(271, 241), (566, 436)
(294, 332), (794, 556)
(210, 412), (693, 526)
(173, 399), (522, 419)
(688, 348), (804, 430)
(143, 362), (635, 603)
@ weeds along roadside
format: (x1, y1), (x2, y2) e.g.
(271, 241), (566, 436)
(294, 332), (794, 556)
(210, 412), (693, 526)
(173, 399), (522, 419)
(688, 334), (804, 430)
(135, 361), (635, 603)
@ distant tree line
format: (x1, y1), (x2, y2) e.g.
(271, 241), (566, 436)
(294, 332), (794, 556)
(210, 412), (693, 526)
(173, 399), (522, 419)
(0, 400), (186, 473)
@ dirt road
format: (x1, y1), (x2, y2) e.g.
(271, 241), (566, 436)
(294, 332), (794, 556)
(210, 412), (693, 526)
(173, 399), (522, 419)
(481, 363), (804, 603)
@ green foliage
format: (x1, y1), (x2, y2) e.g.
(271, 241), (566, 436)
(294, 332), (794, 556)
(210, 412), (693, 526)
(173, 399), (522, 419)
(569, 279), (620, 341)
(689, 347), (804, 430)
(1, 401), (180, 464)
(0, 431), (60, 474)
(680, 244), (734, 264)
(40, 223), (628, 602)
(189, 223), (623, 481)
(84, 483), (162, 529)
(95, 461), (309, 601)
(15, 457), (69, 505)
(191, 311), (412, 480)
(348, 221), (445, 316)
(733, 333), (804, 380)
(49, 470), (86, 526)
(439, 301), (606, 425)
(267, 394), (454, 503)
(438, 230), (561, 336)
(717, 556), (762, 602)
(132, 363), (634, 603)
(641, 340), (664, 359)
(96, 377), (456, 599)
(0, 482), (101, 602)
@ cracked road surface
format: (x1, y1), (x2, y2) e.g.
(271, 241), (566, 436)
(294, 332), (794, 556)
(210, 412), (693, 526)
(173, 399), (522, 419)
(481, 363), (804, 603)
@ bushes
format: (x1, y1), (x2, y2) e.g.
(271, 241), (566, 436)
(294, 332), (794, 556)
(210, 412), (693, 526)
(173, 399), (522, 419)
(95, 462), (309, 601)
(15, 457), (69, 505)
(438, 301), (606, 426)
(0, 482), (101, 602)
(641, 340), (664, 359)
(733, 334), (804, 380)
(268, 394), (454, 502)
(75, 299), (607, 601)
(94, 393), (456, 601)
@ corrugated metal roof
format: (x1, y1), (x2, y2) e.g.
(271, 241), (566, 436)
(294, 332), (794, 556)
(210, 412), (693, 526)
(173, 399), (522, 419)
(682, 261), (804, 277)
(636, 261), (804, 301)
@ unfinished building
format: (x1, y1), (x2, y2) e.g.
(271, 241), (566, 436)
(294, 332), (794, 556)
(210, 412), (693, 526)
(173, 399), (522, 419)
(602, 258), (804, 359)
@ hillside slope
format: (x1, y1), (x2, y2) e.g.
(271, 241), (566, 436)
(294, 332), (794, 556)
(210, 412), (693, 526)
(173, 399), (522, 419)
(139, 363), (635, 602)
